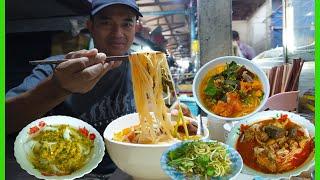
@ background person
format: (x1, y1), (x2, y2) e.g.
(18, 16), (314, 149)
(232, 30), (256, 60)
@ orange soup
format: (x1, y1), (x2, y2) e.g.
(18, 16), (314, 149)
(199, 61), (264, 117)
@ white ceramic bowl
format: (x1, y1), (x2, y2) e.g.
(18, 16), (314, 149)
(193, 56), (270, 121)
(226, 111), (315, 179)
(104, 113), (209, 180)
(14, 116), (105, 180)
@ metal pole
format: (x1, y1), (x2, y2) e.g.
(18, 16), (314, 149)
(282, 0), (289, 63)
(190, 0), (200, 72)
(141, 9), (188, 16)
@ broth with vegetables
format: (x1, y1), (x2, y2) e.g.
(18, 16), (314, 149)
(113, 119), (201, 143)
(236, 114), (314, 173)
(199, 61), (264, 117)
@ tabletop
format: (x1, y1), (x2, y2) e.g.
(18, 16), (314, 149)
(6, 112), (314, 180)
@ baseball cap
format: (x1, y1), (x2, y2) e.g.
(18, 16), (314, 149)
(91, 0), (143, 17)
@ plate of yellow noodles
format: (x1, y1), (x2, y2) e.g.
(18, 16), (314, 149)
(14, 115), (105, 180)
(193, 56), (270, 121)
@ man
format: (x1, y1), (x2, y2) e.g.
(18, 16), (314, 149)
(6, 0), (143, 176)
(232, 30), (256, 60)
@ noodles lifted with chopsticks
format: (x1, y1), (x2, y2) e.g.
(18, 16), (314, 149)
(128, 52), (189, 144)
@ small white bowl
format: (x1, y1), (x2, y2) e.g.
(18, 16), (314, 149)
(104, 113), (209, 180)
(14, 115), (105, 180)
(193, 56), (270, 121)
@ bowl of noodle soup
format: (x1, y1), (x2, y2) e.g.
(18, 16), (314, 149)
(104, 113), (209, 180)
(193, 56), (270, 121)
(104, 51), (209, 179)
(226, 111), (315, 179)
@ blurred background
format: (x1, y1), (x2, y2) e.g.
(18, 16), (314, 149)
(6, 0), (315, 116)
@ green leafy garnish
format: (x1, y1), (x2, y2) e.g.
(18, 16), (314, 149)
(221, 61), (239, 79)
(204, 61), (240, 100)
(259, 92), (265, 101)
(167, 141), (232, 178)
(204, 85), (218, 96)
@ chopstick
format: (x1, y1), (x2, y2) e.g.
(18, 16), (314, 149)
(29, 51), (168, 65)
(291, 59), (304, 91)
(267, 58), (304, 96)
(29, 55), (129, 65)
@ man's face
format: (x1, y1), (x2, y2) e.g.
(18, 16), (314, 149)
(88, 5), (137, 56)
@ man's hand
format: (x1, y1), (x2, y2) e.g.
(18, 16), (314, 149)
(53, 48), (121, 94)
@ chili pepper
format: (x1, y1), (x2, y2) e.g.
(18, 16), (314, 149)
(89, 133), (96, 140)
(278, 114), (288, 122)
(29, 126), (40, 134)
(79, 127), (89, 137)
(38, 121), (46, 128)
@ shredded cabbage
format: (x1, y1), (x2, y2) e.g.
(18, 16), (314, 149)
(27, 125), (94, 176)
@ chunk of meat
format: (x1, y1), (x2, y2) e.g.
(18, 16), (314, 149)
(264, 125), (286, 139)
(276, 147), (290, 157)
(288, 127), (297, 138)
(256, 154), (277, 173)
(177, 122), (198, 136)
(243, 129), (255, 142)
(242, 71), (253, 82)
(171, 102), (192, 117)
(237, 66), (255, 81)
(256, 131), (269, 142)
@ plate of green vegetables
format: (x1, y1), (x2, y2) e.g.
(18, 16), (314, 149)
(160, 140), (243, 180)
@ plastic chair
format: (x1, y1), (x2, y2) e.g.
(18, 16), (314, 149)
(261, 91), (299, 112)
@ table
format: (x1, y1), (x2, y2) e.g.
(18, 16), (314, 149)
(7, 134), (255, 180)
(7, 112), (314, 180)
(108, 168), (261, 180)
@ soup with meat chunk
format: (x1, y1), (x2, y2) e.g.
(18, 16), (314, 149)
(236, 114), (314, 173)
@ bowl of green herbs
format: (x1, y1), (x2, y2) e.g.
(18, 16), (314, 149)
(160, 140), (243, 180)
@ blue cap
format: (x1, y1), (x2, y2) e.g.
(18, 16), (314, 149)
(91, 0), (143, 17)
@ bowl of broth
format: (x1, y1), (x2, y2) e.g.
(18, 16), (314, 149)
(193, 56), (270, 121)
(104, 112), (209, 180)
(226, 110), (315, 179)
